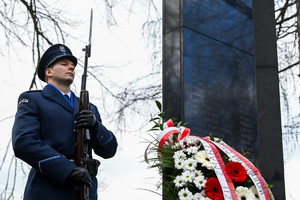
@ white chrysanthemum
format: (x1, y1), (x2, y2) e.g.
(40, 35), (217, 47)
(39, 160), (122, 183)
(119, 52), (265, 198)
(200, 190), (212, 200)
(173, 150), (187, 160)
(191, 192), (211, 200)
(174, 158), (184, 169)
(183, 158), (197, 171)
(173, 150), (186, 169)
(194, 174), (206, 189)
(181, 170), (194, 182)
(194, 150), (213, 170)
(193, 170), (204, 178)
(250, 185), (260, 200)
(236, 186), (256, 200)
(185, 146), (199, 155)
(191, 193), (203, 200)
(178, 188), (193, 200)
(182, 137), (196, 145)
(192, 190), (212, 200)
(174, 175), (185, 188)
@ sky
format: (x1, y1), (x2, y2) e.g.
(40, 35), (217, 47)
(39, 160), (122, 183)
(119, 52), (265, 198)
(0, 0), (299, 200)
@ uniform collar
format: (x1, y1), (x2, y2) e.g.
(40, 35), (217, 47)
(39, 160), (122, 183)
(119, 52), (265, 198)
(42, 84), (75, 112)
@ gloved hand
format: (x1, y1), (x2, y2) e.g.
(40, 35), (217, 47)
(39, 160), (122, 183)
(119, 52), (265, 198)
(75, 110), (98, 137)
(67, 167), (92, 187)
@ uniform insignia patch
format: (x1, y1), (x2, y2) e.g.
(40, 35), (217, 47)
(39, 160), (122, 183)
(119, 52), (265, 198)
(19, 98), (29, 106)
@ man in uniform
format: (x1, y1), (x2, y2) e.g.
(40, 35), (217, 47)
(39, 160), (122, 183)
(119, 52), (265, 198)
(12, 44), (118, 200)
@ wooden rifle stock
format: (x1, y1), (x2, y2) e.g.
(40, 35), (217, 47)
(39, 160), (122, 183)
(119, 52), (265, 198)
(76, 90), (90, 200)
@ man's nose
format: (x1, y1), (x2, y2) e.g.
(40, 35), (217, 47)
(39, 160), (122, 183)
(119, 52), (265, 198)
(69, 64), (75, 71)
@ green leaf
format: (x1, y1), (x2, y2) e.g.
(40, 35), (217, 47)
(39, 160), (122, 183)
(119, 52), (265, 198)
(268, 184), (274, 189)
(152, 123), (160, 127)
(158, 112), (165, 118)
(165, 108), (173, 113)
(209, 133), (215, 141)
(156, 100), (162, 111)
(183, 122), (190, 126)
(160, 124), (164, 131)
(149, 117), (160, 122)
(177, 121), (182, 128)
(170, 117), (177, 122)
(148, 127), (160, 132)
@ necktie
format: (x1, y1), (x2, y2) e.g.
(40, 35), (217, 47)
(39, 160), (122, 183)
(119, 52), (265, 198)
(64, 94), (70, 101)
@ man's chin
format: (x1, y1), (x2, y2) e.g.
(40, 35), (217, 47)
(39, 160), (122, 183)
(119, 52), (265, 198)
(61, 78), (74, 86)
(66, 79), (74, 86)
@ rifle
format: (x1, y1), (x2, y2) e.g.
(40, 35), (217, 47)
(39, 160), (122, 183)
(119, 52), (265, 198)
(76, 9), (94, 200)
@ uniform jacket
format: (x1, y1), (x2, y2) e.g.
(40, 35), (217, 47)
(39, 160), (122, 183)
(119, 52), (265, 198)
(12, 84), (118, 200)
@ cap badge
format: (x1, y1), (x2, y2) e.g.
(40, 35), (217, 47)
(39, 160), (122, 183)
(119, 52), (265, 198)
(59, 45), (66, 52)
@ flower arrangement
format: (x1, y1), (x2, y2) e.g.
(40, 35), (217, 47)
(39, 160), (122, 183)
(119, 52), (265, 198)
(145, 101), (274, 200)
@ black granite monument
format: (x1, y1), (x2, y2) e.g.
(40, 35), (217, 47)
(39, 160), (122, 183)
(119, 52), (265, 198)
(162, 0), (285, 199)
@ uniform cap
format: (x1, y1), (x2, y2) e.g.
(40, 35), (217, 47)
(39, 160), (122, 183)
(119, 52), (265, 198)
(37, 44), (77, 82)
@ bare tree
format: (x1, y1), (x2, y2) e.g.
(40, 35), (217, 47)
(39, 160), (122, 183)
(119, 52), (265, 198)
(0, 0), (162, 198)
(0, 0), (82, 198)
(275, 0), (300, 161)
(0, 0), (81, 90)
(92, 0), (162, 131)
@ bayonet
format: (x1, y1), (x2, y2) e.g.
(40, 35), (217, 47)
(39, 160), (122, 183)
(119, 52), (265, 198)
(81, 9), (93, 91)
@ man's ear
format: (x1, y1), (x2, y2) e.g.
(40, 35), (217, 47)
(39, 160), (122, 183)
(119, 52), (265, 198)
(45, 68), (52, 77)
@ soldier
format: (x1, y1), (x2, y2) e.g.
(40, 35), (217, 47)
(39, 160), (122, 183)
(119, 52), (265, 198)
(12, 44), (118, 200)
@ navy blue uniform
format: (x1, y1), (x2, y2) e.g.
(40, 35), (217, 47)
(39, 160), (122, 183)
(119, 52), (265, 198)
(12, 84), (118, 200)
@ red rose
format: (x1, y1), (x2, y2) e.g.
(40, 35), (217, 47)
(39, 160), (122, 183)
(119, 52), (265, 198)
(204, 177), (224, 200)
(225, 161), (248, 184)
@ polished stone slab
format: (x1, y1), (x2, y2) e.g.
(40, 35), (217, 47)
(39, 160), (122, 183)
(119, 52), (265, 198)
(183, 29), (258, 161)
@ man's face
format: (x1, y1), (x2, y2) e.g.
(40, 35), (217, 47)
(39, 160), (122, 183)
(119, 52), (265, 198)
(46, 59), (76, 86)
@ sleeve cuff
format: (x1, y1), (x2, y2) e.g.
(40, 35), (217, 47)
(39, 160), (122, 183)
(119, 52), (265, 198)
(38, 155), (76, 184)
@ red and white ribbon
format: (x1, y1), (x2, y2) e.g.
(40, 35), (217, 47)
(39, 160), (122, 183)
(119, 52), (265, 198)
(198, 138), (238, 200)
(157, 119), (272, 200)
(157, 119), (190, 148)
(211, 140), (271, 200)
